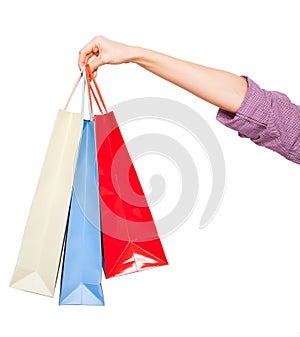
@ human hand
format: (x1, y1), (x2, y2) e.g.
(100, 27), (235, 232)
(78, 36), (133, 75)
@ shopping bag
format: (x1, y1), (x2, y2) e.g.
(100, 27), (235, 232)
(86, 65), (168, 278)
(10, 74), (84, 297)
(59, 73), (104, 305)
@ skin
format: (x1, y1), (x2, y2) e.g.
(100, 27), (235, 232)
(78, 36), (248, 113)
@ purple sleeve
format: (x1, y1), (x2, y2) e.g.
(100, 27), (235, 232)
(216, 76), (300, 164)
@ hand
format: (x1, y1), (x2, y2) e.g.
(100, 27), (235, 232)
(78, 36), (133, 75)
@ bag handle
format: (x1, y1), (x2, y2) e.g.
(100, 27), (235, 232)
(64, 70), (84, 111)
(85, 64), (107, 115)
(82, 69), (93, 120)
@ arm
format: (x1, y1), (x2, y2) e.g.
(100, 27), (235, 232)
(78, 36), (300, 164)
(78, 36), (247, 113)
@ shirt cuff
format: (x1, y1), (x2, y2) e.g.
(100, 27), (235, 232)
(216, 76), (272, 140)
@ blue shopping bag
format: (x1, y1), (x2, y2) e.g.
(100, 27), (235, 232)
(59, 71), (104, 305)
(59, 119), (104, 305)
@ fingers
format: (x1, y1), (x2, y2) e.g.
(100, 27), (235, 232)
(78, 39), (101, 71)
(78, 46), (92, 70)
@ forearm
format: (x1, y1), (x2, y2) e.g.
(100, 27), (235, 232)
(128, 46), (247, 113)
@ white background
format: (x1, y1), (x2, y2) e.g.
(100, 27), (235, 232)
(1, 0), (300, 336)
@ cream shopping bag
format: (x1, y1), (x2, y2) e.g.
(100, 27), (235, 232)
(10, 74), (84, 297)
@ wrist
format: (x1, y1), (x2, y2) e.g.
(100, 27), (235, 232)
(126, 46), (147, 64)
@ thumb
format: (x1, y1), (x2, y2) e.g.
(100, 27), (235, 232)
(88, 56), (104, 74)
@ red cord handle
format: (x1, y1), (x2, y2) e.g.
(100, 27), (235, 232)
(85, 64), (107, 116)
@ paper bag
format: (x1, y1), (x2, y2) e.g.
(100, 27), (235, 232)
(10, 76), (83, 297)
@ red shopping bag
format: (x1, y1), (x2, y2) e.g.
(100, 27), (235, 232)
(86, 65), (168, 278)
